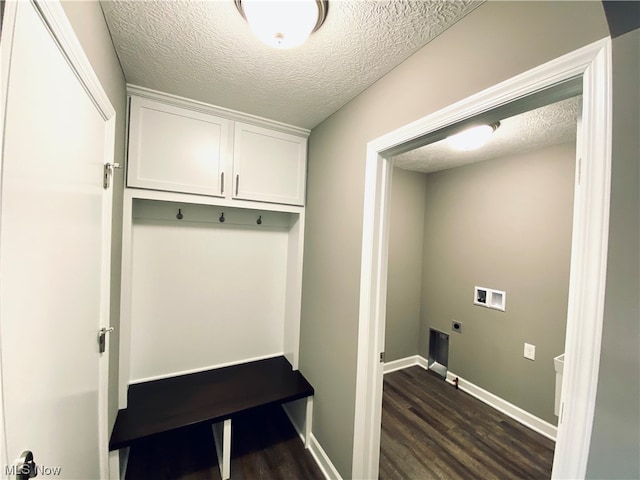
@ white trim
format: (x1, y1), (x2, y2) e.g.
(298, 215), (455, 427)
(444, 371), (558, 441)
(354, 37), (612, 480)
(309, 434), (344, 480)
(552, 38), (612, 480)
(382, 355), (423, 374)
(128, 352), (284, 385)
(36, 2), (115, 121)
(0, 0), (19, 469)
(118, 186), (134, 408)
(127, 84), (310, 138)
(353, 142), (394, 479)
(415, 355), (429, 370)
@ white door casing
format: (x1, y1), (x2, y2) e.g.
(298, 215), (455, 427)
(354, 38), (612, 479)
(0, 1), (115, 478)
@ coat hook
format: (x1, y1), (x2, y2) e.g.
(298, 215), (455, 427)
(219, 212), (225, 223)
(256, 215), (262, 225)
(176, 209), (183, 220)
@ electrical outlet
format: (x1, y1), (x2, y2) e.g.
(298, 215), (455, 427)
(451, 320), (463, 333)
(524, 343), (536, 360)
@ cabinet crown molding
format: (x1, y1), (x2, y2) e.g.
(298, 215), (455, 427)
(127, 84), (310, 138)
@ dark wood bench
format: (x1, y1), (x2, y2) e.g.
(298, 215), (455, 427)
(109, 356), (314, 479)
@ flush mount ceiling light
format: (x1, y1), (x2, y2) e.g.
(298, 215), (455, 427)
(447, 122), (501, 151)
(235, 0), (328, 49)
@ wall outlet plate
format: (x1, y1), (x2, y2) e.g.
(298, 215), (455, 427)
(524, 343), (536, 360)
(474, 286), (506, 311)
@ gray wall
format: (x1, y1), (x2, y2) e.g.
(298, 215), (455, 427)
(301, 2), (608, 477)
(384, 168), (427, 362)
(418, 143), (575, 424)
(586, 27), (640, 480)
(61, 1), (126, 431)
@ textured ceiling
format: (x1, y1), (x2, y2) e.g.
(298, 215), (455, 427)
(100, 0), (482, 129)
(393, 96), (581, 173)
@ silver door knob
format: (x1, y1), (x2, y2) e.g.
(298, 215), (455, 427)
(16, 450), (37, 479)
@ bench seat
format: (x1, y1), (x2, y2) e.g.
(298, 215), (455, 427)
(109, 356), (314, 451)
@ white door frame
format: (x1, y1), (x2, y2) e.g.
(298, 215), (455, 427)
(354, 37), (612, 480)
(0, 0), (116, 476)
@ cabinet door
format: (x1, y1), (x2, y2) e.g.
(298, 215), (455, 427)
(233, 122), (307, 206)
(127, 96), (229, 196)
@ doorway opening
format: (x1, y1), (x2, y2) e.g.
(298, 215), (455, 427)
(353, 38), (612, 479)
(379, 92), (582, 478)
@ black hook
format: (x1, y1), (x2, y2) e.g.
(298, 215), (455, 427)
(219, 212), (225, 223)
(176, 209), (183, 220)
(257, 215), (262, 225)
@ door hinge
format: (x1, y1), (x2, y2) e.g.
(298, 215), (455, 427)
(379, 352), (385, 363)
(103, 162), (121, 189)
(98, 327), (114, 353)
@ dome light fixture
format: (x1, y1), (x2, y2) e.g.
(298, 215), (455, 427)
(447, 122), (501, 151)
(235, 0), (328, 49)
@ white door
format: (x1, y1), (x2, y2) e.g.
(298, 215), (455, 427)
(0, 1), (115, 478)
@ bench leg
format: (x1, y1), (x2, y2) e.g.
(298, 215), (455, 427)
(304, 396), (313, 449)
(212, 419), (232, 480)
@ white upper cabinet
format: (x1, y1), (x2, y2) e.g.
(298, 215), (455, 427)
(126, 93), (308, 207)
(127, 96), (230, 197)
(233, 122), (307, 206)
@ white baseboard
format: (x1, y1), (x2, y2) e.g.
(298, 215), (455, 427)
(385, 355), (557, 441)
(445, 370), (558, 441)
(383, 355), (422, 373)
(309, 433), (343, 480)
(416, 355), (429, 369)
(282, 404), (342, 480)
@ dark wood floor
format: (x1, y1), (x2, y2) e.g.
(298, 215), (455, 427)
(380, 367), (555, 480)
(125, 404), (324, 480)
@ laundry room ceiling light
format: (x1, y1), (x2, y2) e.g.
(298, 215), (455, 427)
(447, 122), (501, 151)
(235, 0), (328, 49)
